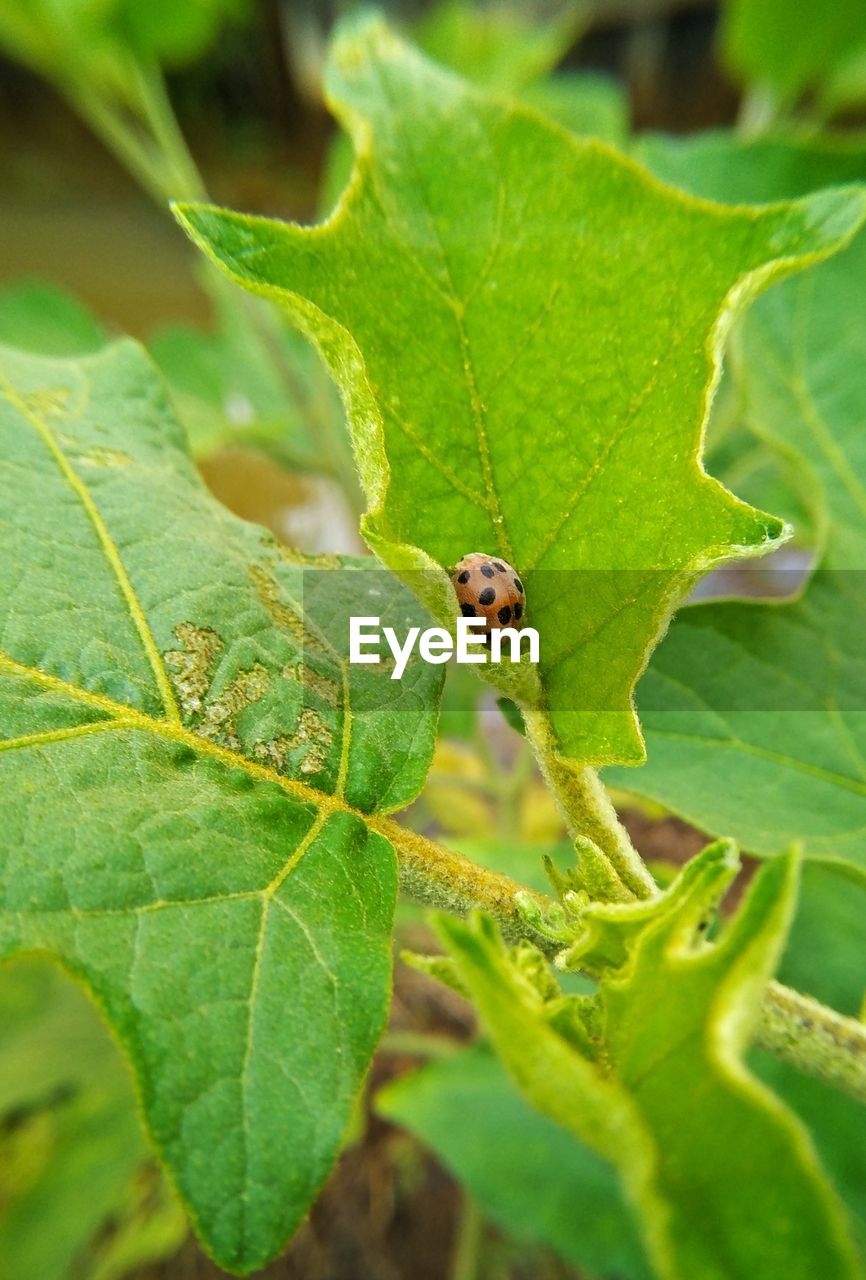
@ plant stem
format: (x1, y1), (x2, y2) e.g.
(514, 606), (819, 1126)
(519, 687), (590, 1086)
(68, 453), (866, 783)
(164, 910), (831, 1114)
(523, 707), (657, 901)
(758, 981), (866, 1102)
(451, 1193), (483, 1280)
(374, 817), (551, 948)
(380, 817), (866, 1106)
(378, 1030), (463, 1059)
(129, 60), (208, 202)
(71, 86), (171, 206)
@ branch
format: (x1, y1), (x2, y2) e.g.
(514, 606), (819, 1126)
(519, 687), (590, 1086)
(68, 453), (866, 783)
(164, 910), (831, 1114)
(375, 816), (866, 1106)
(758, 981), (866, 1102)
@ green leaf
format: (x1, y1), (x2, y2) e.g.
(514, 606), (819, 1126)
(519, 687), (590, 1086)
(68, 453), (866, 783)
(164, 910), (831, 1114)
(0, 339), (444, 1272)
(414, 0), (585, 92)
(721, 0), (866, 114)
(175, 16), (866, 771)
(776, 860), (866, 1018)
(437, 846), (862, 1280)
(0, 958), (183, 1280)
(634, 131), (866, 205)
(377, 1043), (651, 1278)
(610, 134), (866, 865)
(0, 281), (109, 358)
(113, 0), (248, 68)
(522, 70), (628, 143)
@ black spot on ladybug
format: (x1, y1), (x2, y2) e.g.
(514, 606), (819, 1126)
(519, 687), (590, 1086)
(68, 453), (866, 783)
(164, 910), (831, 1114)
(513, 577), (524, 595)
(513, 601), (523, 620)
(480, 564), (495, 578)
(494, 561), (507, 573)
(460, 603), (476, 617)
(497, 604), (512, 625)
(479, 587), (496, 606)
(457, 570), (470, 584)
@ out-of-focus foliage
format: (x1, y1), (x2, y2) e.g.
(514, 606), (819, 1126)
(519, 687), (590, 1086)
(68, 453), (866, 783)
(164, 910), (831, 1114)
(0, 958), (186, 1280)
(149, 287), (346, 474)
(414, 0), (586, 91)
(0, 282), (109, 359)
(722, 0), (866, 117)
(377, 1043), (652, 1277)
(0, 0), (246, 96)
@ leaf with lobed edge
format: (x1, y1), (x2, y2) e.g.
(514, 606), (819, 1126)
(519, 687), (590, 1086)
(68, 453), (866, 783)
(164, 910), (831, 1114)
(0, 339), (444, 1272)
(437, 845), (862, 1280)
(610, 134), (866, 867)
(175, 15), (866, 772)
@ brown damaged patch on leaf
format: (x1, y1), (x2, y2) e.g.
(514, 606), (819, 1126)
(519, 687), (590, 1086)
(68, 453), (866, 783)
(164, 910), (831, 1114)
(253, 707), (333, 776)
(249, 563), (331, 660)
(165, 622), (224, 717)
(198, 663), (270, 751)
(283, 661), (341, 707)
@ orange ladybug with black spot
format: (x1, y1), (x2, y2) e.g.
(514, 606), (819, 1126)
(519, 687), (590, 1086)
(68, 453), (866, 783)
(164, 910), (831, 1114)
(451, 553), (525, 637)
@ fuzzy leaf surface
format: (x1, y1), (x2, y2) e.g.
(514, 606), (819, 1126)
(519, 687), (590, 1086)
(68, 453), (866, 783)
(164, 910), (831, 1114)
(438, 847), (861, 1280)
(611, 135), (866, 865)
(175, 17), (866, 769)
(0, 340), (443, 1272)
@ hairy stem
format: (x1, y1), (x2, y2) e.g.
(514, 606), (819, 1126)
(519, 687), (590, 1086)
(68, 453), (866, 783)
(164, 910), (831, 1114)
(374, 817), (551, 948)
(523, 707), (657, 901)
(758, 981), (866, 1103)
(381, 818), (866, 1106)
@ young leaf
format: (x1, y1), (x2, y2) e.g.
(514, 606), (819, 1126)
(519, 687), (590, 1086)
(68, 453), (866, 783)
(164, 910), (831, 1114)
(0, 340), (444, 1272)
(437, 847), (862, 1280)
(175, 16), (866, 770)
(610, 136), (866, 866)
(377, 1043), (651, 1278)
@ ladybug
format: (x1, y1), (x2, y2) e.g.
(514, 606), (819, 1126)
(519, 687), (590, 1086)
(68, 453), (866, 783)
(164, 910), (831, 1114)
(451, 553), (525, 638)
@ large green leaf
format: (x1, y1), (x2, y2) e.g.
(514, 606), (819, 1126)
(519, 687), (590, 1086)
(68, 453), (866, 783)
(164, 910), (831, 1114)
(377, 1043), (651, 1278)
(438, 846), (861, 1280)
(0, 339), (444, 1272)
(176, 16), (866, 771)
(610, 134), (866, 865)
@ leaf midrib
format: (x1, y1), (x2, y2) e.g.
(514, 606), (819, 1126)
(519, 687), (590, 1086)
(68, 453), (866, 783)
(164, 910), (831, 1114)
(0, 651), (380, 825)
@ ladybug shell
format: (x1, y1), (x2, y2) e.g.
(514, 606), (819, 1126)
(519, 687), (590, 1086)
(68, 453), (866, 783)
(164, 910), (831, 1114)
(451, 553), (525, 633)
